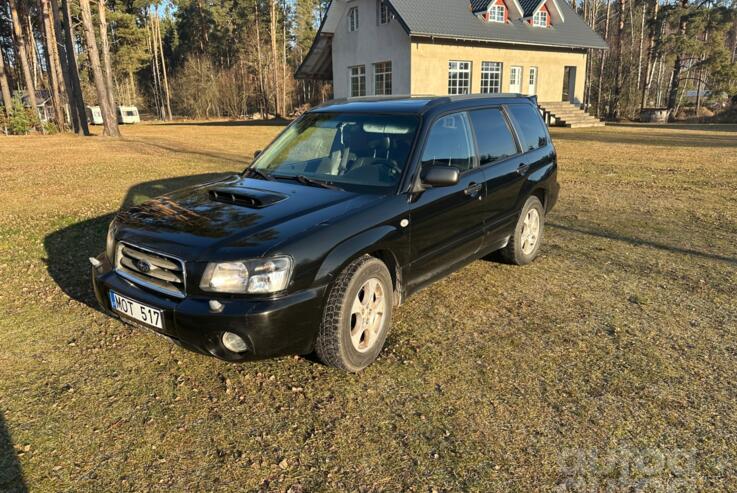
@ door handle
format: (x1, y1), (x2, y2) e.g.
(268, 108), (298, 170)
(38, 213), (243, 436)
(517, 163), (531, 176)
(464, 182), (483, 197)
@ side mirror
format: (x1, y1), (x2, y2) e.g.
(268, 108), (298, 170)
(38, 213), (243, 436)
(253, 150), (262, 159)
(421, 165), (460, 187)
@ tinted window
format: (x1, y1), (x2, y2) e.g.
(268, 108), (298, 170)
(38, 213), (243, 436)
(506, 104), (548, 152)
(469, 108), (519, 166)
(421, 113), (474, 172)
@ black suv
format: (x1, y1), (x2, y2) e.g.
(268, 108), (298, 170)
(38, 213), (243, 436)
(91, 95), (559, 372)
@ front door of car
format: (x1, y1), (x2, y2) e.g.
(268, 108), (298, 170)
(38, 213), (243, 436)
(406, 112), (487, 292)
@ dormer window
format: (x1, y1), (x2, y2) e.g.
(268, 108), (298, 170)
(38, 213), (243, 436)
(532, 9), (548, 27)
(348, 6), (359, 32)
(488, 3), (506, 23)
(378, 0), (391, 24)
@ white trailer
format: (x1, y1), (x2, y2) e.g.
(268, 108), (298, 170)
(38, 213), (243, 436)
(85, 106), (104, 125)
(117, 106), (140, 124)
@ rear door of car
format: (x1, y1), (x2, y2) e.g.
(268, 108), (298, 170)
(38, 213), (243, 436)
(406, 111), (487, 291)
(467, 106), (525, 248)
(504, 102), (555, 213)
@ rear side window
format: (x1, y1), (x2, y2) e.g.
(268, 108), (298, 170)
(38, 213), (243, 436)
(506, 104), (548, 152)
(469, 108), (519, 166)
(420, 113), (474, 172)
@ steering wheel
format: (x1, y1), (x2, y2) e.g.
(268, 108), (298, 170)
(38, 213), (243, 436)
(368, 158), (402, 177)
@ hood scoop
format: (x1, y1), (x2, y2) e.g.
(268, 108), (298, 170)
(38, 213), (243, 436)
(209, 187), (288, 209)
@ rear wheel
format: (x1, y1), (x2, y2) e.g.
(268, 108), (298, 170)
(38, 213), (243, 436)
(501, 196), (545, 265)
(315, 255), (393, 372)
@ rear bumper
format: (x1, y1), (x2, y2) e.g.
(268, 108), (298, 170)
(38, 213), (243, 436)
(91, 254), (326, 362)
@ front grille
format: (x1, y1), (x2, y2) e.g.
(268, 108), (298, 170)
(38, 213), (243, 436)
(114, 242), (186, 298)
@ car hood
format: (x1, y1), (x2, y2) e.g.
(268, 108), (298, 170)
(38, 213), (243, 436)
(114, 175), (381, 261)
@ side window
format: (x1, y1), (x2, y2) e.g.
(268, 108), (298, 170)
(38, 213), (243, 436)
(469, 108), (519, 166)
(506, 104), (548, 152)
(421, 113), (474, 173)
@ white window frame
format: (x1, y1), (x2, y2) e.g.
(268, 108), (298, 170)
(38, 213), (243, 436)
(378, 0), (391, 24)
(488, 4), (506, 23)
(349, 65), (366, 97)
(348, 6), (359, 32)
(528, 66), (538, 93)
(480, 61), (503, 94)
(509, 65), (523, 92)
(374, 61), (392, 95)
(448, 61), (472, 95)
(532, 9), (548, 27)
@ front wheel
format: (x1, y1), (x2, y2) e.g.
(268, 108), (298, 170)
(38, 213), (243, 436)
(315, 255), (393, 372)
(500, 196), (545, 265)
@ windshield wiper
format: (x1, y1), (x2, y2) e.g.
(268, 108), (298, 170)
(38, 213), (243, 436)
(274, 174), (342, 191)
(243, 167), (274, 181)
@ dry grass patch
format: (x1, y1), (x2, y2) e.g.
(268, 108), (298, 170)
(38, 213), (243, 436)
(0, 121), (736, 492)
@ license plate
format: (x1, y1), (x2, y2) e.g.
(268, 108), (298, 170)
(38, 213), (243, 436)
(109, 291), (164, 330)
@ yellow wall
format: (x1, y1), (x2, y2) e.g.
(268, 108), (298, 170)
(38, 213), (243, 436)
(410, 39), (588, 103)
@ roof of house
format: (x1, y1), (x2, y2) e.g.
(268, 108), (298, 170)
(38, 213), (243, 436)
(296, 0), (607, 80)
(389, 0), (607, 49)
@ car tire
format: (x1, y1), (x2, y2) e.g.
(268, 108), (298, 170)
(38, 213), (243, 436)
(500, 195), (545, 266)
(315, 255), (393, 372)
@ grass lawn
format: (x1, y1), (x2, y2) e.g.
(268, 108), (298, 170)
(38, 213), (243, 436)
(0, 121), (736, 492)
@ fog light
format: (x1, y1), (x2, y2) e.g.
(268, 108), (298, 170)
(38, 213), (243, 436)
(222, 332), (248, 353)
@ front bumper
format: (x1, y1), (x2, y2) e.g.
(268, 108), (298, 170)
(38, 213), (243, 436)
(91, 254), (326, 362)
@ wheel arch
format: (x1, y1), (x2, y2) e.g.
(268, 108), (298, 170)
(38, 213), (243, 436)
(531, 187), (547, 210)
(314, 225), (404, 301)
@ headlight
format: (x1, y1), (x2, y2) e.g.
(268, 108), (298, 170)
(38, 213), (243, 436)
(200, 256), (293, 294)
(106, 221), (117, 262)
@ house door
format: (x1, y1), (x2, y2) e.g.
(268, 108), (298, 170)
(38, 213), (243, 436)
(528, 67), (538, 96)
(509, 66), (522, 93)
(562, 66), (576, 102)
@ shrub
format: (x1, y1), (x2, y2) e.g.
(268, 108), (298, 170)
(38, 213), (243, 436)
(0, 106), (7, 135)
(5, 96), (44, 135)
(43, 120), (59, 135)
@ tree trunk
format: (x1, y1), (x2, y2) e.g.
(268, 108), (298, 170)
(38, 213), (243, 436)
(584, 0), (600, 111)
(597, 0), (612, 117)
(39, 0), (65, 129)
(639, 0), (659, 111)
(0, 48), (13, 114)
(666, 0), (689, 120)
(54, 0), (89, 134)
(147, 12), (163, 119)
(657, 56), (668, 106)
(97, 0), (116, 113)
(128, 70), (136, 106)
(282, 8), (288, 116)
(9, 0), (38, 110)
(154, 10), (172, 120)
(255, 2), (268, 118)
(636, 5), (645, 90)
(694, 28), (709, 120)
(46, 7), (67, 106)
(26, 15), (43, 91)
(79, 0), (120, 136)
(608, 0), (626, 120)
(270, 0), (281, 117)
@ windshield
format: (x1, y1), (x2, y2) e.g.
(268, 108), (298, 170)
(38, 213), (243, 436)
(250, 112), (419, 193)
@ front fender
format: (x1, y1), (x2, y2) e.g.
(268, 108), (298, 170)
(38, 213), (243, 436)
(314, 225), (403, 287)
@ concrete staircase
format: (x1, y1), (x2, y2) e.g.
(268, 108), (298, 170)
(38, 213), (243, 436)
(538, 102), (605, 128)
